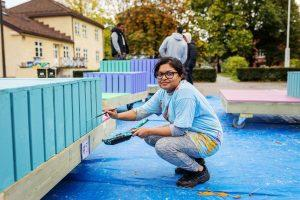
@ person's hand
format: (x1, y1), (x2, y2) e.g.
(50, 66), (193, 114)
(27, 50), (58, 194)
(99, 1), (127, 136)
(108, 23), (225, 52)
(105, 109), (118, 119)
(132, 127), (150, 138)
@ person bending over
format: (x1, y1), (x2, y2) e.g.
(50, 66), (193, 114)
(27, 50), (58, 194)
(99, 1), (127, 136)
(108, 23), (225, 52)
(106, 57), (223, 188)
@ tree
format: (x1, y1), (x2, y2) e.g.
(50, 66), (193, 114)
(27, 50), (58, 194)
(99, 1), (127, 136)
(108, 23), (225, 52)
(116, 3), (178, 56)
(191, 0), (300, 67)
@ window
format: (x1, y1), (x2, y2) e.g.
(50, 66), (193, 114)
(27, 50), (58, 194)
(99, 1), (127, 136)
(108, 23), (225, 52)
(96, 51), (100, 62)
(83, 49), (88, 61)
(82, 25), (87, 38)
(75, 47), (81, 58)
(63, 46), (69, 58)
(75, 22), (80, 35)
(95, 29), (99, 41)
(35, 41), (43, 57)
(54, 44), (59, 59)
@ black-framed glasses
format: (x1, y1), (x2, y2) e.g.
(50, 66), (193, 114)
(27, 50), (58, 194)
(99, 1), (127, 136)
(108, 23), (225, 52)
(155, 71), (178, 80)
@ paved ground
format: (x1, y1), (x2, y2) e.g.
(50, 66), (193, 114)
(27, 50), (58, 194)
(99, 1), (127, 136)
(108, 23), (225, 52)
(194, 75), (287, 96)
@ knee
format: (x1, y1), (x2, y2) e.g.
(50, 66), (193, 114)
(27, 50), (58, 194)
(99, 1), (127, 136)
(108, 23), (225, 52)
(144, 136), (156, 147)
(155, 138), (174, 157)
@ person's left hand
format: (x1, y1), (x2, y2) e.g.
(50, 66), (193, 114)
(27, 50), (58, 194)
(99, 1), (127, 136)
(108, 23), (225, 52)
(132, 127), (150, 138)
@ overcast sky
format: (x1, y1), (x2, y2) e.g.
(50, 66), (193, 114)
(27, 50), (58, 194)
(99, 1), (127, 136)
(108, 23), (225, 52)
(6, 0), (300, 10)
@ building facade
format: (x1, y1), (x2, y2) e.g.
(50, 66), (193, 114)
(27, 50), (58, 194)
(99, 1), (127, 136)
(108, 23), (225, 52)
(0, 0), (104, 78)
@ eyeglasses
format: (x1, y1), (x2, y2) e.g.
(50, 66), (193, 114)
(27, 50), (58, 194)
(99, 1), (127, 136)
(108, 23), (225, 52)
(155, 71), (178, 80)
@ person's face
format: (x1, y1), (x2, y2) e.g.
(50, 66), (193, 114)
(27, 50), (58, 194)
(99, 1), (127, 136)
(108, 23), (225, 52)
(118, 25), (125, 32)
(156, 63), (181, 92)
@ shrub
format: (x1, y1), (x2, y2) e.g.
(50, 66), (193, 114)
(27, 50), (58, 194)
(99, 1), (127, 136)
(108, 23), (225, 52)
(236, 67), (300, 81)
(222, 56), (249, 76)
(290, 59), (300, 68)
(193, 68), (217, 82)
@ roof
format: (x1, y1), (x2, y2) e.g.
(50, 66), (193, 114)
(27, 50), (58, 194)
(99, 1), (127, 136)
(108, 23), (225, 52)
(3, 12), (73, 43)
(9, 0), (104, 29)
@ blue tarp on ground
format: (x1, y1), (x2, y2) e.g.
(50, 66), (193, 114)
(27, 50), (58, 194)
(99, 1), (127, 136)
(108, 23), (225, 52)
(43, 96), (300, 200)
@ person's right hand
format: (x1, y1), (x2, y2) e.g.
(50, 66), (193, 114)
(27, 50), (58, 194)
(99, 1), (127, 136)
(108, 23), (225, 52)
(105, 109), (118, 119)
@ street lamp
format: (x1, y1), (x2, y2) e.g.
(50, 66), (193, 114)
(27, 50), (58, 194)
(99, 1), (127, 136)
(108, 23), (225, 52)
(284, 0), (291, 68)
(0, 0), (6, 77)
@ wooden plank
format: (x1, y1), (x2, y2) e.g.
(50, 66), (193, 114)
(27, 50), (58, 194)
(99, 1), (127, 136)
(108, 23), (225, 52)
(64, 85), (73, 146)
(79, 82), (87, 136)
(91, 81), (97, 129)
(72, 83), (80, 141)
(28, 89), (45, 169)
(12, 91), (31, 180)
(0, 94), (15, 191)
(54, 86), (66, 153)
(42, 87), (56, 160)
(95, 80), (102, 126)
(0, 119), (116, 200)
(85, 81), (92, 132)
(102, 91), (148, 110)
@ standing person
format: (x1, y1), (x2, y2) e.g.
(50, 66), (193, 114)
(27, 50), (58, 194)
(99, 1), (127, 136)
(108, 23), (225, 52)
(159, 27), (188, 64)
(106, 57), (223, 188)
(183, 32), (197, 84)
(111, 23), (129, 59)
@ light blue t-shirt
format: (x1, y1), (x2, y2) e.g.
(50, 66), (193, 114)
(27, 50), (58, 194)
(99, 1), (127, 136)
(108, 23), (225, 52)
(135, 80), (223, 142)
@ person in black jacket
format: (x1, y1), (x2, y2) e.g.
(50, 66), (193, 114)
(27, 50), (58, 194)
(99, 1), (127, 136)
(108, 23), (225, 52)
(111, 23), (129, 59)
(183, 33), (197, 84)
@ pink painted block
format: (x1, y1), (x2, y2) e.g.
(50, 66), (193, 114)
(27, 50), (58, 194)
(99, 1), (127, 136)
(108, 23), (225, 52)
(220, 89), (300, 103)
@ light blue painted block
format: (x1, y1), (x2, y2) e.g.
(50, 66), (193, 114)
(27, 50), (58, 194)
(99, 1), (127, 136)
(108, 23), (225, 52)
(0, 93), (15, 191)
(43, 88), (56, 160)
(72, 83), (80, 141)
(28, 89), (45, 169)
(91, 81), (97, 129)
(85, 82), (92, 132)
(53, 86), (65, 153)
(64, 85), (73, 146)
(79, 82), (87, 136)
(12, 91), (31, 180)
(287, 72), (300, 98)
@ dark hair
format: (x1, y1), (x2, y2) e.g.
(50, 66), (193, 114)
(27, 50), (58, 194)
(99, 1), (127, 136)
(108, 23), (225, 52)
(177, 26), (184, 34)
(154, 57), (186, 80)
(117, 23), (124, 27)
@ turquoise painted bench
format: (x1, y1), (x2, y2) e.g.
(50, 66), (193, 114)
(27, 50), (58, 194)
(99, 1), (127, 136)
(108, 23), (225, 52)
(0, 78), (102, 192)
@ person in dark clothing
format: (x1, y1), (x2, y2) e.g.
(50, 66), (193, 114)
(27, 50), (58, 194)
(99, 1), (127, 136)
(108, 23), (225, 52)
(183, 33), (197, 84)
(111, 23), (129, 59)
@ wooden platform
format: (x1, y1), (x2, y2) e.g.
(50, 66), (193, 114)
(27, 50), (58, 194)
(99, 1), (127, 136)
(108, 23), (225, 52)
(102, 91), (148, 110)
(220, 89), (300, 128)
(0, 119), (116, 200)
(147, 84), (159, 95)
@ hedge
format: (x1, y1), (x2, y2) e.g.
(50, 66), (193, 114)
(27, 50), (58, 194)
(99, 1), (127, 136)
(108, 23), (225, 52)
(236, 67), (300, 81)
(193, 68), (217, 82)
(73, 70), (99, 78)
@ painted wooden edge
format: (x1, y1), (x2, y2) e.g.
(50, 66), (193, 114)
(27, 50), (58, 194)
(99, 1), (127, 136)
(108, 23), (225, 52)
(225, 101), (300, 115)
(102, 91), (148, 110)
(0, 119), (116, 200)
(147, 85), (159, 94)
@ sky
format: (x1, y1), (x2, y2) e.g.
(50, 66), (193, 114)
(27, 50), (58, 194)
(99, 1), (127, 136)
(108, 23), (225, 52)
(6, 0), (300, 9)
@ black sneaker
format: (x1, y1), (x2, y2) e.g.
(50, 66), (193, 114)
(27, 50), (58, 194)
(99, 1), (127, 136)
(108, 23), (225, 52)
(176, 165), (210, 188)
(175, 158), (205, 175)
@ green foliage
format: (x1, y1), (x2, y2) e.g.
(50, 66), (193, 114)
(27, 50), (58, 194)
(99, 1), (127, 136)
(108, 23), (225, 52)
(191, 0), (300, 66)
(290, 59), (300, 68)
(193, 68), (217, 82)
(116, 3), (177, 56)
(236, 67), (300, 81)
(222, 56), (249, 76)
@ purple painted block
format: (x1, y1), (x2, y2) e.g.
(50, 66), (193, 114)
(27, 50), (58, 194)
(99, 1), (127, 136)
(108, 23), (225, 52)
(119, 74), (125, 93)
(112, 73), (119, 93)
(106, 74), (113, 93)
